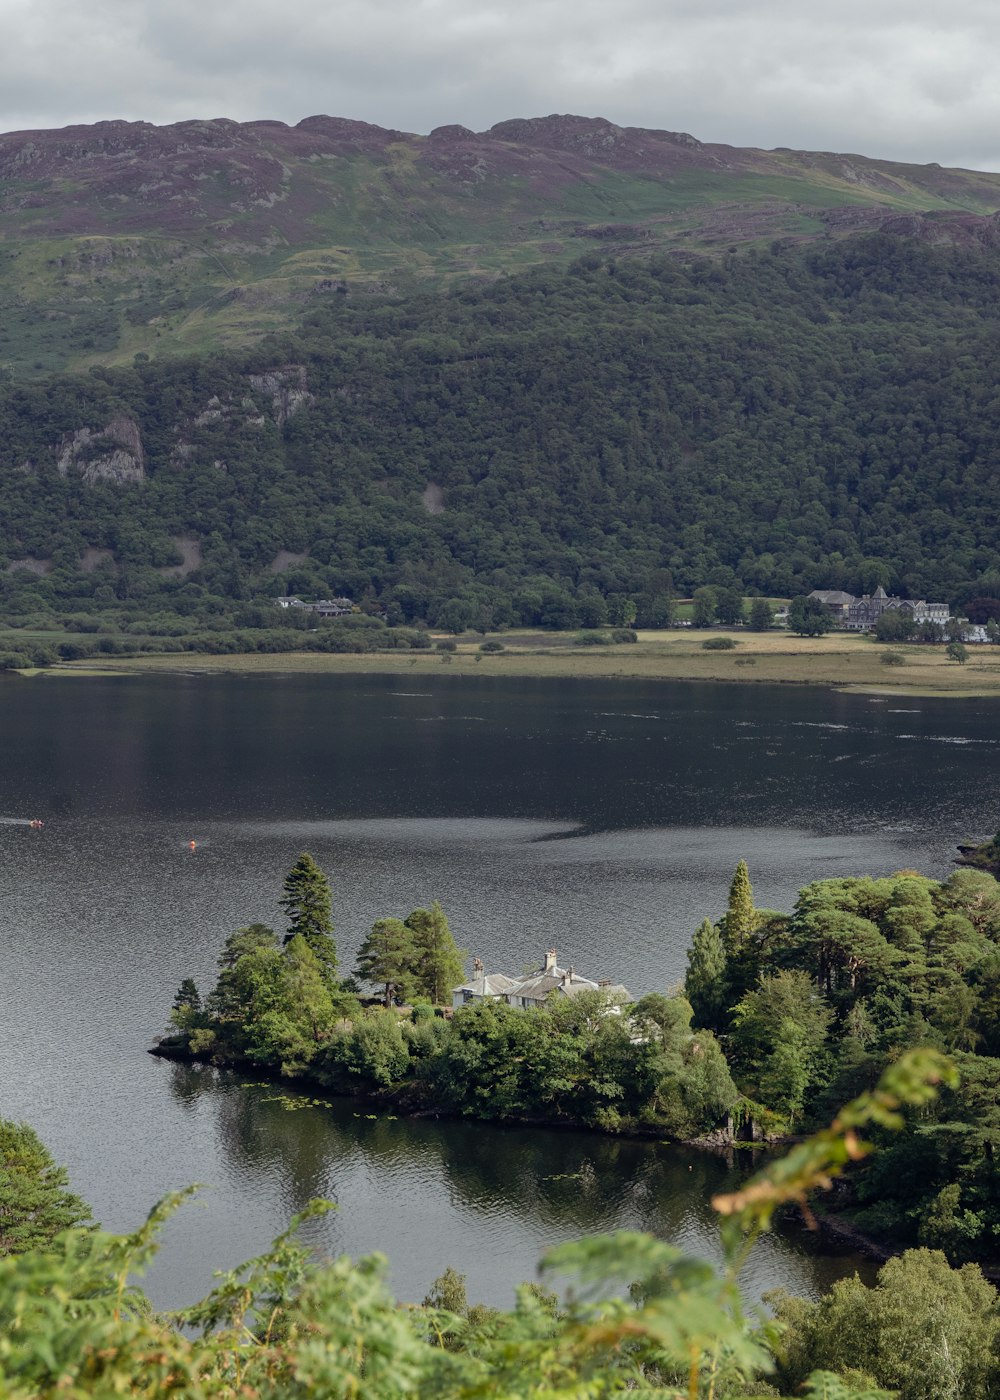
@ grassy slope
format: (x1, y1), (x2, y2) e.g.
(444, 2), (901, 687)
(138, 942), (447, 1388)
(4, 128), (1000, 376)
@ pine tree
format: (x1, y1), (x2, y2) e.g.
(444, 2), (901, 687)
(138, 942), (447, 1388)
(405, 902), (466, 1004)
(684, 917), (728, 1030)
(356, 917), (417, 1006)
(0, 1120), (93, 1257)
(721, 859), (757, 956)
(170, 977), (202, 1031)
(279, 853), (337, 984)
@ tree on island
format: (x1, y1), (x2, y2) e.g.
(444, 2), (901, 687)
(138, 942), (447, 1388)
(280, 853), (337, 984)
(405, 902), (466, 1004)
(356, 916), (418, 1006)
(720, 859), (757, 956)
(684, 917), (728, 1031)
(0, 1120), (93, 1257)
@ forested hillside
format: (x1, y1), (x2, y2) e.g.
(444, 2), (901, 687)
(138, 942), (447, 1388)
(3, 232), (1000, 632)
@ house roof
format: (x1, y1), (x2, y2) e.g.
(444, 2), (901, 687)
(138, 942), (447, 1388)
(453, 971), (521, 998)
(809, 589), (855, 605)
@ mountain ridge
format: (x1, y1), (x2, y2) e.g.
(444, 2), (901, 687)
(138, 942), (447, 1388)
(4, 111), (1000, 375)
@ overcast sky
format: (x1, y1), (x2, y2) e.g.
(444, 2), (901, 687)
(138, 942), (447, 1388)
(3, 0), (1000, 170)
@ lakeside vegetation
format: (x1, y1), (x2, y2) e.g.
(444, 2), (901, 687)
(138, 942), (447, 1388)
(7, 1050), (1000, 1399)
(30, 625), (1000, 697)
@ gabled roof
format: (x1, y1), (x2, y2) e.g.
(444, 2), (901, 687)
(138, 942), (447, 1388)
(453, 971), (520, 998)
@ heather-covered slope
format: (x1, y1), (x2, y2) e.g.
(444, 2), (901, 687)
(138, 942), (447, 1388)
(3, 112), (1000, 374)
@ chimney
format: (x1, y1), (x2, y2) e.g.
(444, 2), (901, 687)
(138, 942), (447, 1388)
(544, 949), (557, 973)
(473, 957), (484, 975)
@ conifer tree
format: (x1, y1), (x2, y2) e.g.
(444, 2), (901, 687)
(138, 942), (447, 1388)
(721, 859), (757, 956)
(405, 901), (466, 1004)
(356, 917), (417, 1006)
(279, 853), (337, 984)
(685, 917), (728, 1031)
(0, 1121), (93, 1257)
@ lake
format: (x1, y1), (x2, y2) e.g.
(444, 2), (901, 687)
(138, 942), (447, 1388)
(2, 672), (997, 1308)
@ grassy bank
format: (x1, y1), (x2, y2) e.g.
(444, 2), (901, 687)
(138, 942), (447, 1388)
(25, 628), (1000, 696)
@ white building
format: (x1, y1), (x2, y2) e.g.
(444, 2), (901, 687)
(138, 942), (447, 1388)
(452, 948), (631, 1012)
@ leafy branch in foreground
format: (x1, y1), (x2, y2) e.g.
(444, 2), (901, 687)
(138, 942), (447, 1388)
(0, 1049), (970, 1399)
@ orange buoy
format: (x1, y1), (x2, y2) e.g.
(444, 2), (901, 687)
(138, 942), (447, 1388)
(188, 840), (197, 851)
(29, 819), (44, 830)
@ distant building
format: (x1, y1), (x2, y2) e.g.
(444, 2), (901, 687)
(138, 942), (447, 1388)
(845, 586), (892, 630)
(808, 589), (854, 624)
(312, 598), (354, 618)
(452, 948), (631, 1012)
(274, 595), (354, 616)
(803, 586), (955, 632)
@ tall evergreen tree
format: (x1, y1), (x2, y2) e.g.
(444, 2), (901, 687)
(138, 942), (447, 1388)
(721, 860), (757, 956)
(0, 1121), (93, 1257)
(356, 917), (417, 1006)
(405, 902), (466, 1004)
(684, 917), (728, 1031)
(280, 853), (337, 984)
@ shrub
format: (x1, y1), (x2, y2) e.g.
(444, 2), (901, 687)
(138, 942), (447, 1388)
(880, 649), (906, 666)
(435, 638), (457, 652)
(574, 630), (611, 646)
(611, 628), (638, 643)
(479, 640), (505, 653)
(702, 636), (737, 650)
(734, 656), (757, 666)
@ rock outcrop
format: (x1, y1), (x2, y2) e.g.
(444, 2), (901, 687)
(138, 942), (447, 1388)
(56, 416), (145, 485)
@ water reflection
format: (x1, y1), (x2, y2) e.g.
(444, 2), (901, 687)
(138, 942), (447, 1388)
(165, 1063), (874, 1307)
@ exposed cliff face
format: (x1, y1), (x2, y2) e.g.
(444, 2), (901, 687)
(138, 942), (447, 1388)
(247, 366), (313, 425)
(56, 416), (145, 486)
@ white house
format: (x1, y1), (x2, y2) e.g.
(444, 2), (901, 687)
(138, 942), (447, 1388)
(452, 948), (631, 1011)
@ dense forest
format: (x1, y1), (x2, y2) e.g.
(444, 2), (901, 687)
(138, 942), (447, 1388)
(4, 233), (1000, 644)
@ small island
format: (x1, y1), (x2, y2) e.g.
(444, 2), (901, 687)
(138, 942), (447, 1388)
(154, 852), (1000, 1276)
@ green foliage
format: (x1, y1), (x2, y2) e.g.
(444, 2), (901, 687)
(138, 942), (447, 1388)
(879, 649), (905, 666)
(280, 853), (337, 983)
(9, 237), (1000, 634)
(692, 586), (718, 628)
(702, 635), (737, 650)
(356, 917), (418, 1006)
(721, 860), (758, 956)
(770, 1248), (1000, 1400)
(946, 640), (969, 664)
(0, 1121), (93, 1256)
(0, 1049), (963, 1399)
(747, 598), (773, 632)
(685, 917), (728, 1031)
(874, 609), (915, 642)
(404, 902), (466, 1005)
(788, 596), (830, 636)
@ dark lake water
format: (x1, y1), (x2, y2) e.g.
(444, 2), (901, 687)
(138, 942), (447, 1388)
(2, 672), (998, 1309)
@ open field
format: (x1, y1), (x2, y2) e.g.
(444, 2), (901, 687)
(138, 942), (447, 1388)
(30, 629), (1000, 697)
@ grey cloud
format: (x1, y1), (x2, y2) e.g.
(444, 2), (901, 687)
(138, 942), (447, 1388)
(2, 0), (1000, 171)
